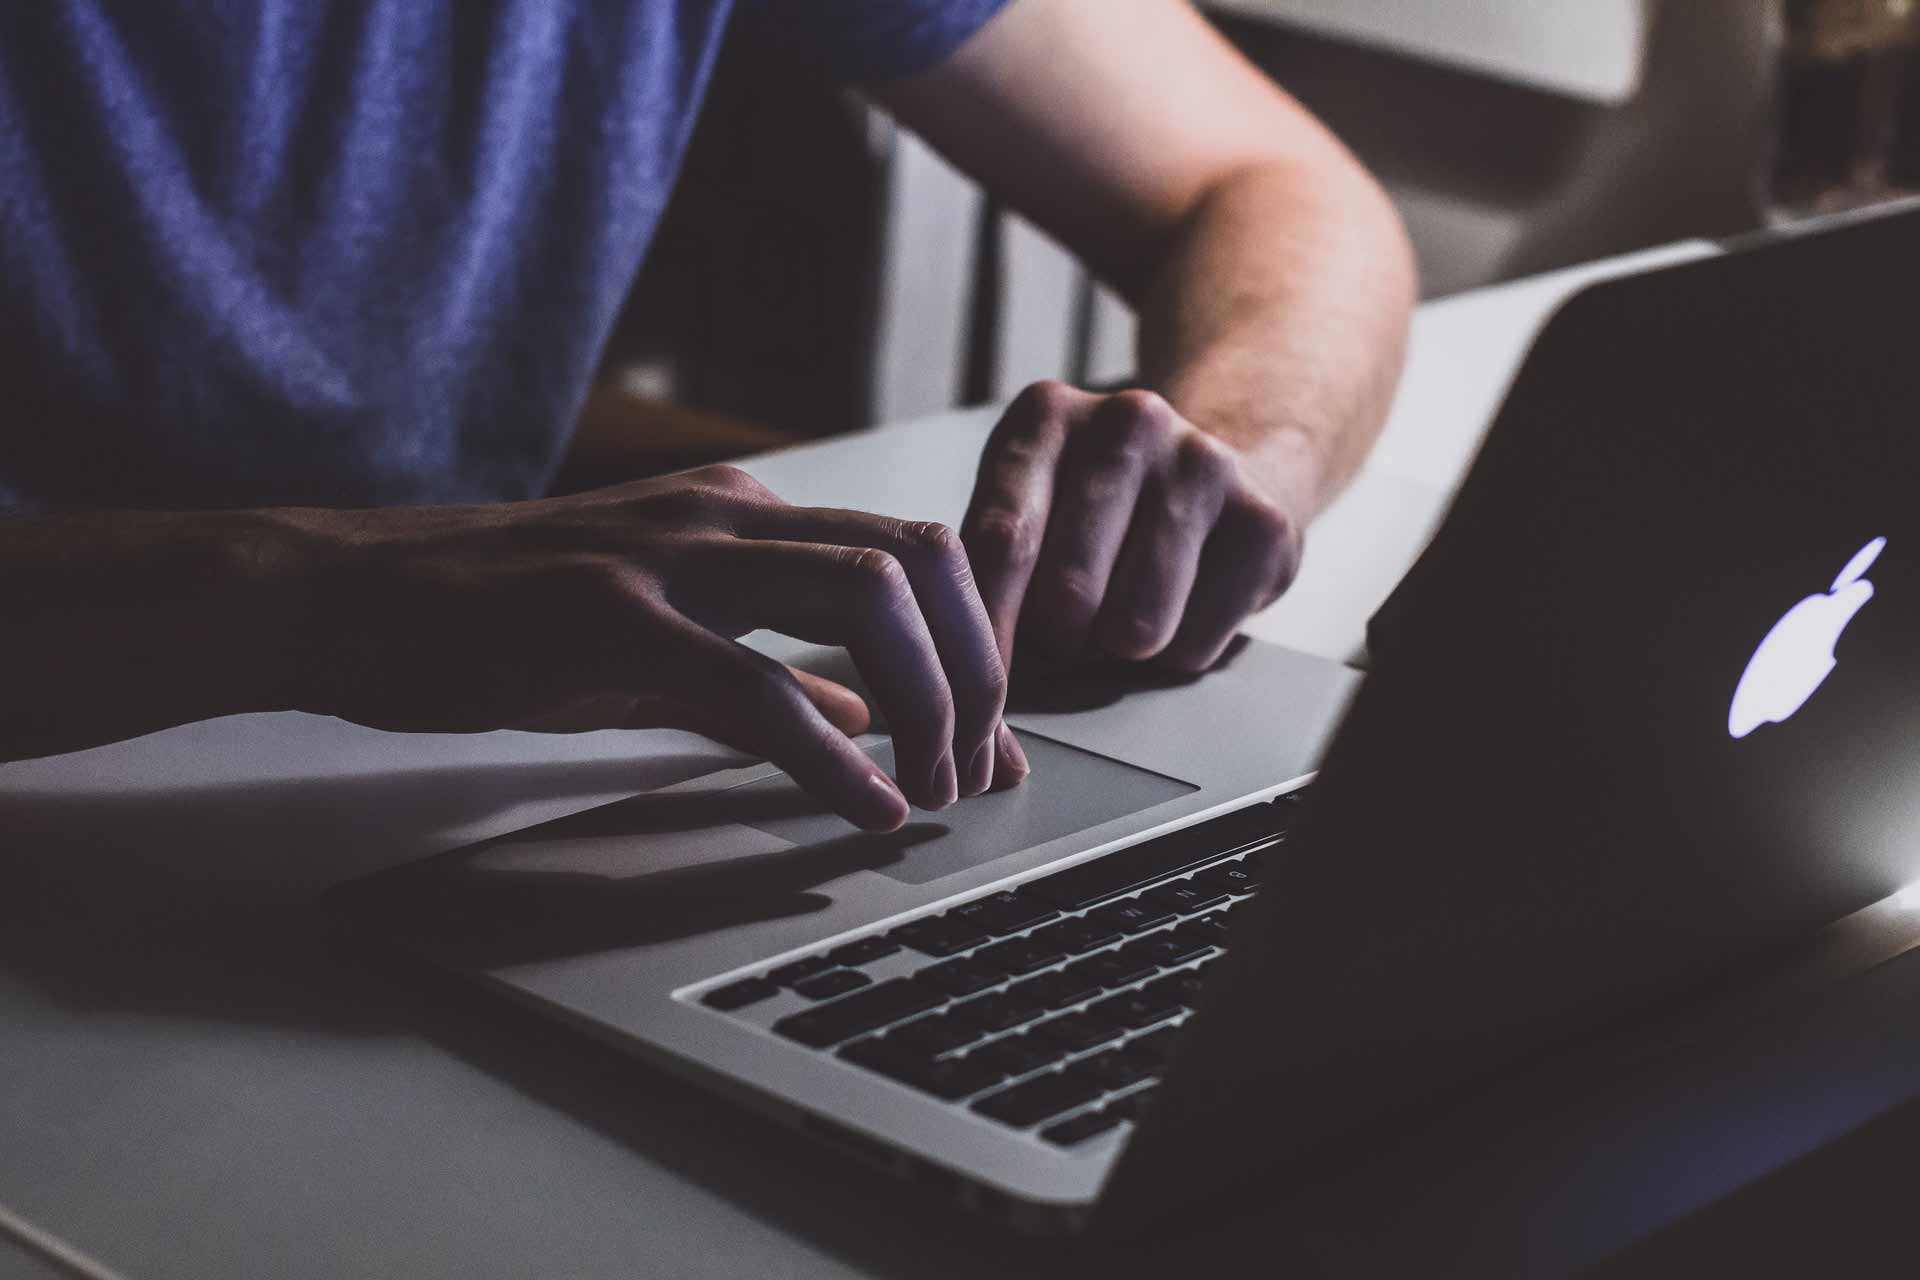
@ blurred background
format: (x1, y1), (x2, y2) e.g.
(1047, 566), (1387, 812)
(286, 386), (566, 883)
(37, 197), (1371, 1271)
(562, 0), (1920, 486)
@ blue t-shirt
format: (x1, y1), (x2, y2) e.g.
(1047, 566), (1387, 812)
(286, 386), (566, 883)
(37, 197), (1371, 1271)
(0, 0), (1006, 511)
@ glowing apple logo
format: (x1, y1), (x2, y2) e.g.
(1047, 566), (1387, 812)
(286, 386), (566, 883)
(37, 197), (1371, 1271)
(1729, 536), (1885, 739)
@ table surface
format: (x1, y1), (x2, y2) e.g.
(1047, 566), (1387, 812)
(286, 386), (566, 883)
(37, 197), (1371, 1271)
(1207, 0), (1649, 103)
(18, 237), (1914, 1280)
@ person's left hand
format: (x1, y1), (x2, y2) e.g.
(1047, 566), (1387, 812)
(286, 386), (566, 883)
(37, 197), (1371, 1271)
(960, 381), (1317, 678)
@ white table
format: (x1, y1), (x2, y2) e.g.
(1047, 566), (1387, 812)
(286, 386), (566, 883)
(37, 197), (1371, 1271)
(19, 238), (1916, 1280)
(1206, 0), (1651, 104)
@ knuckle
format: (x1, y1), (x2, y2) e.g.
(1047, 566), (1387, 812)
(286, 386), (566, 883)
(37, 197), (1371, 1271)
(1013, 378), (1079, 422)
(1049, 565), (1105, 620)
(693, 463), (752, 490)
(965, 508), (1040, 567)
(1173, 434), (1236, 488)
(927, 692), (958, 740)
(987, 435), (1046, 470)
(691, 464), (776, 505)
(900, 519), (964, 564)
(1094, 393), (1175, 465)
(914, 520), (978, 593)
(839, 545), (911, 597)
(978, 658), (1010, 711)
(1111, 387), (1175, 427)
(1237, 493), (1296, 549)
(1148, 475), (1208, 528)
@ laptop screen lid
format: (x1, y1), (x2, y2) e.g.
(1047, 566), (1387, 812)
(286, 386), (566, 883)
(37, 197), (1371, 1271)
(1097, 207), (1920, 1226)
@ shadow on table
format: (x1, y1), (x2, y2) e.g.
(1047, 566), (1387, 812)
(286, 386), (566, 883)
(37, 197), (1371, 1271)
(325, 784), (941, 970)
(0, 751), (879, 1035)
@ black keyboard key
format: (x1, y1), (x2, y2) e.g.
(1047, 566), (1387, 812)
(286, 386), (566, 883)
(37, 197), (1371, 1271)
(1241, 842), (1280, 876)
(947, 891), (1060, 937)
(1028, 917), (1124, 956)
(1139, 881), (1230, 917)
(1087, 988), (1182, 1031)
(827, 937), (902, 967)
(836, 1036), (894, 1067)
(1066, 951), (1157, 991)
(768, 956), (836, 987)
(1085, 900), (1176, 935)
(1106, 1086), (1159, 1120)
(968, 1034), (1068, 1076)
(840, 1039), (1007, 1100)
(1110, 936), (1174, 972)
(894, 1056), (1007, 1100)
(888, 1014), (985, 1057)
(1189, 861), (1261, 898)
(1174, 912), (1233, 947)
(792, 969), (872, 1001)
(1022, 804), (1290, 909)
(774, 978), (943, 1048)
(1141, 971), (1205, 1009)
(916, 958), (1004, 998)
(952, 991), (1048, 1033)
(1126, 1027), (1180, 1067)
(889, 917), (990, 958)
(1125, 933), (1211, 969)
(1076, 1046), (1158, 1092)
(1041, 1108), (1125, 1146)
(1010, 968), (1103, 1009)
(972, 1070), (1105, 1127)
(702, 977), (780, 1011)
(974, 938), (1066, 977)
(1031, 1012), (1126, 1053)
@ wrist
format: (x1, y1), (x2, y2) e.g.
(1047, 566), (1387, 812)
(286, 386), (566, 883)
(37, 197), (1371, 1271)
(202, 507), (345, 715)
(1234, 421), (1337, 520)
(1152, 372), (1338, 519)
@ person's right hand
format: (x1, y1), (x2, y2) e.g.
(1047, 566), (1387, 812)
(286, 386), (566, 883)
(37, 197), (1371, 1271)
(288, 465), (1026, 831)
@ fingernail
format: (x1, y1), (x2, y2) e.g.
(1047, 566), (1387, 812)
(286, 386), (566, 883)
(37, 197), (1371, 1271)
(863, 772), (909, 830)
(933, 752), (959, 809)
(963, 738), (995, 797)
(996, 722), (1030, 782)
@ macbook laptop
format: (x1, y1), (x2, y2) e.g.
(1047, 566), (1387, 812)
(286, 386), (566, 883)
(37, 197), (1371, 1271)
(333, 204), (1920, 1238)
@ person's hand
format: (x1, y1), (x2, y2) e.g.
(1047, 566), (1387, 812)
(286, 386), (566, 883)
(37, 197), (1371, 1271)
(291, 466), (1026, 831)
(960, 382), (1312, 676)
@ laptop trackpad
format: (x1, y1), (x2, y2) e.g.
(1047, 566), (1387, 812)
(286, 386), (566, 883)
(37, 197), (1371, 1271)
(735, 732), (1195, 886)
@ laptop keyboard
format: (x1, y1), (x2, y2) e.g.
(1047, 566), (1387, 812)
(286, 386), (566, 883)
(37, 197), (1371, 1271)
(694, 791), (1299, 1148)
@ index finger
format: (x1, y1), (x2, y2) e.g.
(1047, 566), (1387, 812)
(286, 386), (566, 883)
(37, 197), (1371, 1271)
(959, 381), (1099, 669)
(675, 539), (962, 811)
(742, 509), (1007, 798)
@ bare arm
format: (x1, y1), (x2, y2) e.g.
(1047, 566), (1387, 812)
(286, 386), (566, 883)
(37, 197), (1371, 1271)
(871, 0), (1415, 668)
(0, 508), (311, 761)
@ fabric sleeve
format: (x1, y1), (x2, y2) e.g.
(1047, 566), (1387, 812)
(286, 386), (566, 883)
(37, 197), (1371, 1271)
(734, 0), (1012, 83)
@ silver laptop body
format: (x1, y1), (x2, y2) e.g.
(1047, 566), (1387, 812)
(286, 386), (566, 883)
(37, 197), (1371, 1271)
(340, 627), (1356, 1222)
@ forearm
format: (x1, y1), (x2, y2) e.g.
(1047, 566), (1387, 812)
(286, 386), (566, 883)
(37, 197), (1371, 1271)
(1133, 159), (1416, 516)
(0, 509), (315, 760)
